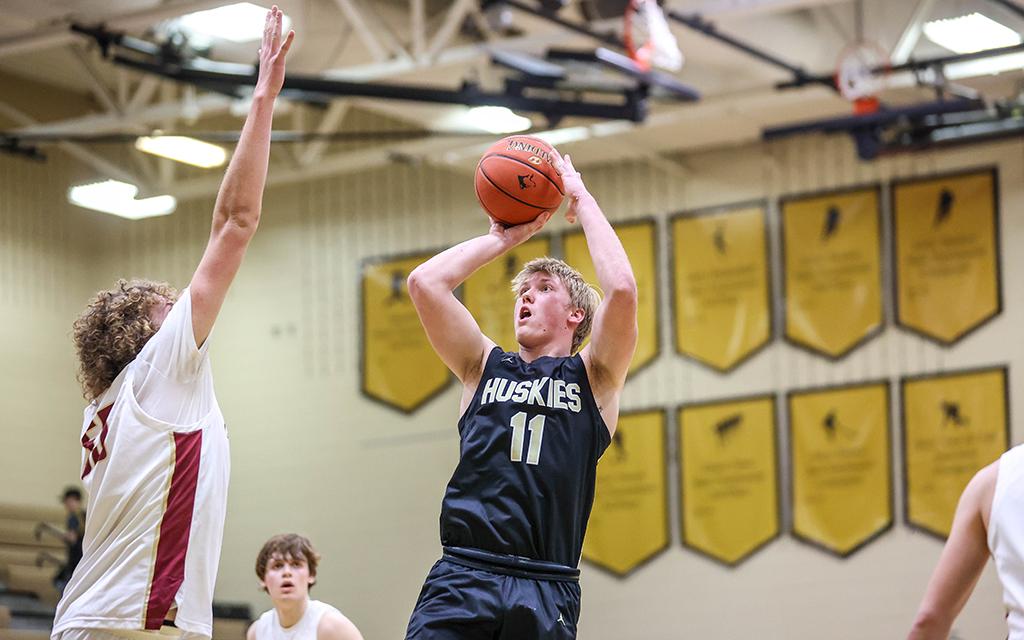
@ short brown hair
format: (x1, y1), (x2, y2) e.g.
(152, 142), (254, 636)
(511, 257), (601, 353)
(255, 534), (321, 590)
(73, 279), (179, 400)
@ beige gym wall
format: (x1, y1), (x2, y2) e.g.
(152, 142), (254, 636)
(1, 130), (1021, 639)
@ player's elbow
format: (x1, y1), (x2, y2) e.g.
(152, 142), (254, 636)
(605, 275), (638, 309)
(907, 606), (951, 639)
(407, 267), (434, 304)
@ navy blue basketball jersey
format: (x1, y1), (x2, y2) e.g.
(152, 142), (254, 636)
(439, 347), (611, 569)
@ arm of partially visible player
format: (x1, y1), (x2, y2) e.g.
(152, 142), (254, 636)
(907, 462), (997, 640)
(246, 622), (257, 640)
(189, 6), (294, 347)
(317, 610), (365, 640)
(407, 212), (552, 384)
(555, 154), (638, 391)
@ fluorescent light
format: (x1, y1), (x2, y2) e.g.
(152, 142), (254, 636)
(176, 3), (291, 44)
(135, 136), (227, 168)
(923, 13), (1021, 54)
(465, 106), (532, 134)
(68, 180), (176, 220)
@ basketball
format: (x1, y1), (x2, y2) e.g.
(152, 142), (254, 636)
(474, 135), (565, 225)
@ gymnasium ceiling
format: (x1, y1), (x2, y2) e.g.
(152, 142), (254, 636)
(1, 0), (1023, 200)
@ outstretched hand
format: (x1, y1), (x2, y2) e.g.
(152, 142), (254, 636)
(255, 5), (295, 99)
(489, 211), (553, 249)
(551, 151), (587, 223)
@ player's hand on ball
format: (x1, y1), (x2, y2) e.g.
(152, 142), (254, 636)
(255, 5), (295, 99)
(551, 152), (586, 223)
(489, 211), (553, 248)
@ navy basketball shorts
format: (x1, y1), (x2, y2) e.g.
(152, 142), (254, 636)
(405, 558), (582, 639)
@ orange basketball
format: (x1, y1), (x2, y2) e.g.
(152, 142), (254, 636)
(474, 135), (564, 225)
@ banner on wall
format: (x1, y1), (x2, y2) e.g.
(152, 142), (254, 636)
(671, 204), (772, 372)
(361, 252), (451, 413)
(679, 395), (780, 566)
(781, 187), (883, 359)
(893, 169), (1002, 345)
(903, 367), (1009, 539)
(563, 219), (659, 374)
(582, 409), (669, 577)
(464, 236), (552, 351)
(789, 382), (892, 557)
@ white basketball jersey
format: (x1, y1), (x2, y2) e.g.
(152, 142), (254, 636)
(989, 444), (1024, 639)
(52, 288), (229, 640)
(252, 600), (340, 640)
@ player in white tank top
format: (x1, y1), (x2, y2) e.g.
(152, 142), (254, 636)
(248, 535), (363, 640)
(52, 9), (296, 640)
(907, 445), (1020, 638)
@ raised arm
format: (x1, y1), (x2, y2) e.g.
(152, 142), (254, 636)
(189, 6), (294, 346)
(555, 154), (638, 391)
(907, 461), (997, 640)
(407, 213), (551, 384)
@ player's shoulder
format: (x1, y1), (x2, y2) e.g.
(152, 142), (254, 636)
(316, 607), (363, 640)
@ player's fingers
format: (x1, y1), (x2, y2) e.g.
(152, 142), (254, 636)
(279, 30), (295, 58)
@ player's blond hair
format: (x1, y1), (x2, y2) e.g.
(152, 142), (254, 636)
(511, 257), (601, 354)
(255, 533), (322, 591)
(72, 279), (178, 401)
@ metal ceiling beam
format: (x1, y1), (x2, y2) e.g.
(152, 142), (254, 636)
(332, 0), (390, 63)
(0, 101), (147, 186)
(0, 0), (228, 59)
(890, 0), (936, 65)
(426, 0), (477, 61)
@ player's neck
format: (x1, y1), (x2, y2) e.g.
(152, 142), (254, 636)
(274, 596), (309, 629)
(518, 342), (571, 362)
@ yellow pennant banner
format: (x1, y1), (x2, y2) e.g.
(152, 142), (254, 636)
(679, 395), (780, 566)
(582, 410), (669, 577)
(902, 367), (1008, 538)
(563, 219), (659, 374)
(782, 187), (883, 358)
(362, 252), (452, 413)
(464, 236), (552, 351)
(672, 205), (772, 372)
(790, 382), (892, 556)
(893, 170), (1002, 344)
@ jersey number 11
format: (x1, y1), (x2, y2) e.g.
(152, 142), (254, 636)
(510, 412), (546, 465)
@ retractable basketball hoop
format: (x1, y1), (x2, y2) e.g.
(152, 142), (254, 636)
(624, 0), (683, 72)
(834, 41), (891, 114)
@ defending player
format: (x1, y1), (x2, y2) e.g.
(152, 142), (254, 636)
(907, 447), (1022, 639)
(248, 534), (363, 640)
(404, 152), (638, 638)
(52, 8), (294, 640)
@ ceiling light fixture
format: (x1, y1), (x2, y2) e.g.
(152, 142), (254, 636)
(68, 180), (177, 220)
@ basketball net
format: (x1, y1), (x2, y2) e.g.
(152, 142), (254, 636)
(624, 0), (684, 73)
(834, 41), (890, 115)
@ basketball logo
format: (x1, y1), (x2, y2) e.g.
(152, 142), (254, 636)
(528, 156), (543, 165)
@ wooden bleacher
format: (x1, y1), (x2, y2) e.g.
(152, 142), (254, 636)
(0, 504), (65, 606)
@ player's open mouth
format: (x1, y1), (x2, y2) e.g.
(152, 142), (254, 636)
(519, 308), (532, 320)
(280, 581), (294, 589)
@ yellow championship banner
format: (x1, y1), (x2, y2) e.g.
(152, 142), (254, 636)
(902, 367), (1008, 539)
(893, 169), (1002, 344)
(464, 236), (552, 351)
(582, 409), (669, 577)
(563, 219), (659, 374)
(361, 252), (452, 413)
(672, 204), (772, 372)
(679, 395), (780, 566)
(781, 187), (883, 358)
(789, 382), (892, 556)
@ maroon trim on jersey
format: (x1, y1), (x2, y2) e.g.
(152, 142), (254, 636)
(81, 405), (113, 479)
(145, 430), (203, 630)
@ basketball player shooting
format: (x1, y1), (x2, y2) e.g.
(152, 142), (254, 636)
(52, 8), (293, 640)
(404, 152), (638, 639)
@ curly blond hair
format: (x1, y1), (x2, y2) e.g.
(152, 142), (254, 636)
(73, 279), (179, 400)
(511, 257), (601, 354)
